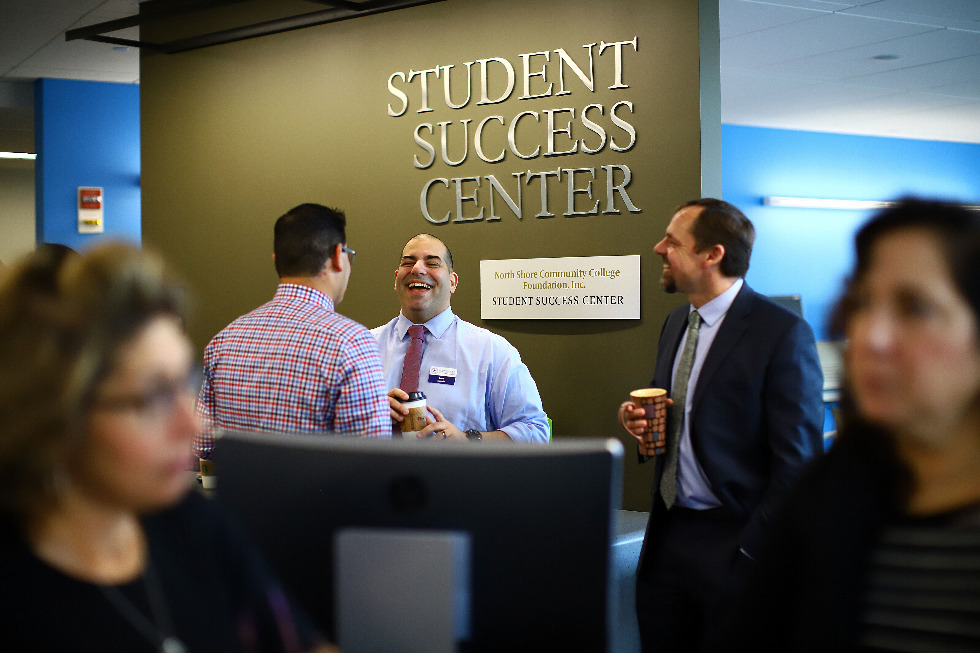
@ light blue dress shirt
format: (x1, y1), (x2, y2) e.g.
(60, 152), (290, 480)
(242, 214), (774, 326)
(372, 308), (550, 443)
(673, 278), (743, 509)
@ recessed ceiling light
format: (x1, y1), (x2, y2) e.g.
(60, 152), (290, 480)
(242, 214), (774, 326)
(872, 54), (900, 61)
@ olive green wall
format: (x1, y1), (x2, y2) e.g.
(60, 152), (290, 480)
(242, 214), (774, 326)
(141, 0), (717, 510)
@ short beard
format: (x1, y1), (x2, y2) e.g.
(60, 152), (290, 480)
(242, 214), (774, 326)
(661, 274), (677, 294)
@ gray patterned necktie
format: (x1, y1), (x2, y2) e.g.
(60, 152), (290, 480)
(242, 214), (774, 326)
(660, 310), (701, 508)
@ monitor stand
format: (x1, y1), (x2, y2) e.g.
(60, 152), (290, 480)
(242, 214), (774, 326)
(335, 528), (471, 653)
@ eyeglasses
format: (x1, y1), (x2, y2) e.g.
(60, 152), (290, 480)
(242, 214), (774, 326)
(342, 245), (356, 263)
(93, 370), (202, 420)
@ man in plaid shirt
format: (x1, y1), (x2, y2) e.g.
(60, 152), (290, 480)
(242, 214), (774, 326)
(195, 203), (389, 458)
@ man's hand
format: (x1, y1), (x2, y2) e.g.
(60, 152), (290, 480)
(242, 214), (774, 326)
(415, 404), (466, 440)
(618, 398), (672, 446)
(387, 388), (411, 423)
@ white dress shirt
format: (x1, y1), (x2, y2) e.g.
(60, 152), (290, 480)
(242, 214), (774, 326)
(673, 278), (743, 508)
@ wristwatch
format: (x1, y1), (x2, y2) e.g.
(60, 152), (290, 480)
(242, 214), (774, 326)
(465, 429), (482, 441)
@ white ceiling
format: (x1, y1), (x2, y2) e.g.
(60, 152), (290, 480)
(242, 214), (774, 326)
(1, 0), (979, 151)
(0, 0), (139, 85)
(720, 0), (980, 143)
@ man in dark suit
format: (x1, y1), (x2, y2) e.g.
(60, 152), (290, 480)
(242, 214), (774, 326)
(618, 198), (824, 653)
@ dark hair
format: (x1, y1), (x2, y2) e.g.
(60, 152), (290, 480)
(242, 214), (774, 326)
(845, 197), (980, 330)
(680, 198), (756, 278)
(36, 242), (77, 258)
(10, 243), (79, 298)
(0, 243), (186, 527)
(274, 204), (347, 277)
(410, 233), (454, 271)
(831, 197), (980, 510)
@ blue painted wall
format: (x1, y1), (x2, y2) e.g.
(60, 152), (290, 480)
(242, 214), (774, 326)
(34, 79), (141, 250)
(722, 124), (980, 341)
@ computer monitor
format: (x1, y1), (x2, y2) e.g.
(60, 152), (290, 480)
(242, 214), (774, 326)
(768, 294), (804, 317)
(212, 432), (624, 653)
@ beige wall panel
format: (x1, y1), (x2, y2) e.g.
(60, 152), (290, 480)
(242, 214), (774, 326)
(141, 0), (709, 509)
(0, 163), (36, 264)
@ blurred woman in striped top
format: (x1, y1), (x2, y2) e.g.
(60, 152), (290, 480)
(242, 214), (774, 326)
(713, 197), (980, 653)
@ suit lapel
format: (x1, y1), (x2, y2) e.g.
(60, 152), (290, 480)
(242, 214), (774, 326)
(691, 284), (754, 408)
(656, 307), (689, 390)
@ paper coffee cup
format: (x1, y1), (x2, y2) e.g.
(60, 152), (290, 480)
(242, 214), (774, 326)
(199, 458), (217, 490)
(629, 388), (667, 456)
(400, 391), (428, 439)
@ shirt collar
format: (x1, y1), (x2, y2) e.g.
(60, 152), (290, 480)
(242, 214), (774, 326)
(691, 278), (742, 327)
(395, 307), (455, 340)
(275, 283), (334, 312)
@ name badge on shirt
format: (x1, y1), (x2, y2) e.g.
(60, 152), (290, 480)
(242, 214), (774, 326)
(428, 366), (457, 385)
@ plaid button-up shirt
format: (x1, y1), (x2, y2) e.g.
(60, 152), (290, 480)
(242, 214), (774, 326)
(195, 284), (389, 457)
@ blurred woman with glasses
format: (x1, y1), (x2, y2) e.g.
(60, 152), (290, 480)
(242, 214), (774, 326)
(0, 243), (335, 652)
